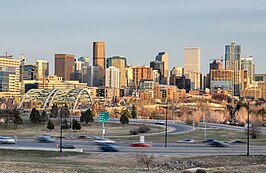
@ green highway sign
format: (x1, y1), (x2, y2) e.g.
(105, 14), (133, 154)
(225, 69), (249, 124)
(98, 112), (109, 122)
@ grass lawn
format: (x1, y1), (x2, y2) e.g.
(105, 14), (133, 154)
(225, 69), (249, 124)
(0, 149), (265, 173)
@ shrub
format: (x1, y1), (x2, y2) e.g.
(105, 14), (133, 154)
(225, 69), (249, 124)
(139, 126), (151, 133)
(129, 128), (140, 135)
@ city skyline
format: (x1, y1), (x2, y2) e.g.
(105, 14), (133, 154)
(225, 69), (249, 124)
(1, 1), (266, 75)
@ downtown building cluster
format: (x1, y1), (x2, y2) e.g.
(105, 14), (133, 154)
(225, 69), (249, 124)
(0, 41), (265, 103)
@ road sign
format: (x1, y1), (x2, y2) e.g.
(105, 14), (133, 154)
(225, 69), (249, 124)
(98, 112), (109, 122)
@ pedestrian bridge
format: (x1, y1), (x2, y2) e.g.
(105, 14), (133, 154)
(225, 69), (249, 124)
(19, 88), (92, 111)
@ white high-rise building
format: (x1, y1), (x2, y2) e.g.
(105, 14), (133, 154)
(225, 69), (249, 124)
(184, 47), (200, 89)
(105, 66), (120, 88)
(241, 56), (254, 85)
(36, 60), (49, 80)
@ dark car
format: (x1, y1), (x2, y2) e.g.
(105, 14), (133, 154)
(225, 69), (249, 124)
(208, 140), (229, 147)
(60, 144), (76, 149)
(202, 139), (215, 143)
(230, 139), (246, 144)
(99, 143), (118, 152)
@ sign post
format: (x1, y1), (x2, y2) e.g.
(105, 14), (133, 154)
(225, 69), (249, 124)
(98, 112), (109, 138)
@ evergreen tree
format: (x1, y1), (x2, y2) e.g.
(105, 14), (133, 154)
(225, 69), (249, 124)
(131, 104), (138, 119)
(61, 119), (70, 131)
(72, 119), (81, 131)
(120, 109), (130, 125)
(41, 110), (48, 125)
(10, 108), (23, 129)
(51, 104), (59, 117)
(80, 109), (94, 125)
(47, 119), (54, 131)
(30, 108), (41, 124)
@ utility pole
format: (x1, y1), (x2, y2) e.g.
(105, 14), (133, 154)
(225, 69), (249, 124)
(247, 102), (250, 156)
(59, 107), (63, 153)
(165, 102), (168, 148)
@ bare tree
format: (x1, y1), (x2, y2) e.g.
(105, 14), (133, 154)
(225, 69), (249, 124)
(136, 153), (155, 171)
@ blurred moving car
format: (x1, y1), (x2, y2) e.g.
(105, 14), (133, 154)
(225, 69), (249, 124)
(78, 135), (102, 141)
(93, 138), (115, 145)
(230, 139), (246, 144)
(177, 139), (195, 143)
(202, 139), (215, 143)
(0, 136), (16, 144)
(129, 142), (152, 147)
(155, 120), (164, 125)
(37, 135), (56, 143)
(99, 143), (118, 152)
(208, 140), (229, 147)
(60, 144), (76, 149)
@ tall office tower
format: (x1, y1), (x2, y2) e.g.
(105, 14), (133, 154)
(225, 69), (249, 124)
(55, 54), (75, 81)
(106, 56), (127, 88)
(241, 56), (254, 85)
(36, 60), (49, 80)
(71, 57), (90, 83)
(225, 42), (241, 96)
(132, 66), (153, 88)
(0, 56), (20, 97)
(184, 47), (200, 89)
(125, 66), (134, 88)
(105, 66), (120, 88)
(93, 42), (105, 86)
(150, 60), (165, 84)
(155, 52), (169, 77)
(170, 66), (183, 77)
(23, 64), (37, 80)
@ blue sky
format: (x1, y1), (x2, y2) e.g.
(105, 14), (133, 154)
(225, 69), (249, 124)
(0, 0), (266, 74)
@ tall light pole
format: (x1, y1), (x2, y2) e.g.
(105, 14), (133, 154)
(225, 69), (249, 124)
(59, 107), (63, 153)
(165, 103), (168, 148)
(247, 102), (250, 156)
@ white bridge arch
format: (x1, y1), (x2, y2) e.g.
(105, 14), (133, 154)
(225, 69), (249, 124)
(19, 88), (92, 111)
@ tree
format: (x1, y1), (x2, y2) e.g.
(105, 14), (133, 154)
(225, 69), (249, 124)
(47, 119), (54, 131)
(131, 104), (138, 119)
(120, 109), (130, 125)
(72, 119), (81, 131)
(41, 110), (48, 125)
(136, 153), (155, 171)
(80, 109), (94, 125)
(61, 119), (70, 131)
(50, 104), (59, 117)
(30, 108), (41, 124)
(11, 108), (23, 129)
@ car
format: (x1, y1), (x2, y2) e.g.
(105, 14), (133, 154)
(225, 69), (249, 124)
(78, 135), (102, 141)
(208, 140), (229, 147)
(202, 138), (215, 143)
(155, 120), (164, 125)
(59, 144), (76, 149)
(177, 139), (195, 143)
(93, 138), (115, 145)
(230, 139), (246, 144)
(0, 136), (16, 144)
(129, 142), (152, 147)
(37, 135), (56, 143)
(99, 143), (119, 152)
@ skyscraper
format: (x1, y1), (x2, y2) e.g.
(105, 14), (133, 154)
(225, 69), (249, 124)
(106, 56), (127, 88)
(0, 56), (20, 97)
(241, 56), (254, 85)
(184, 47), (200, 89)
(225, 42), (241, 96)
(36, 60), (49, 80)
(105, 66), (120, 88)
(155, 52), (169, 78)
(93, 42), (105, 86)
(55, 54), (75, 81)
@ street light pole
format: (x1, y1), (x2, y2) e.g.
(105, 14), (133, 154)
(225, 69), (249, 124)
(60, 107), (63, 153)
(247, 102), (250, 156)
(165, 103), (168, 148)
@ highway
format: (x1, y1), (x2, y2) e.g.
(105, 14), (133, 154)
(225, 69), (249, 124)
(0, 138), (266, 155)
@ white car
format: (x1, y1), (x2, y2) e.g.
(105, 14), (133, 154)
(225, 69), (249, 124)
(177, 139), (195, 143)
(155, 120), (164, 125)
(0, 136), (17, 144)
(93, 138), (115, 145)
